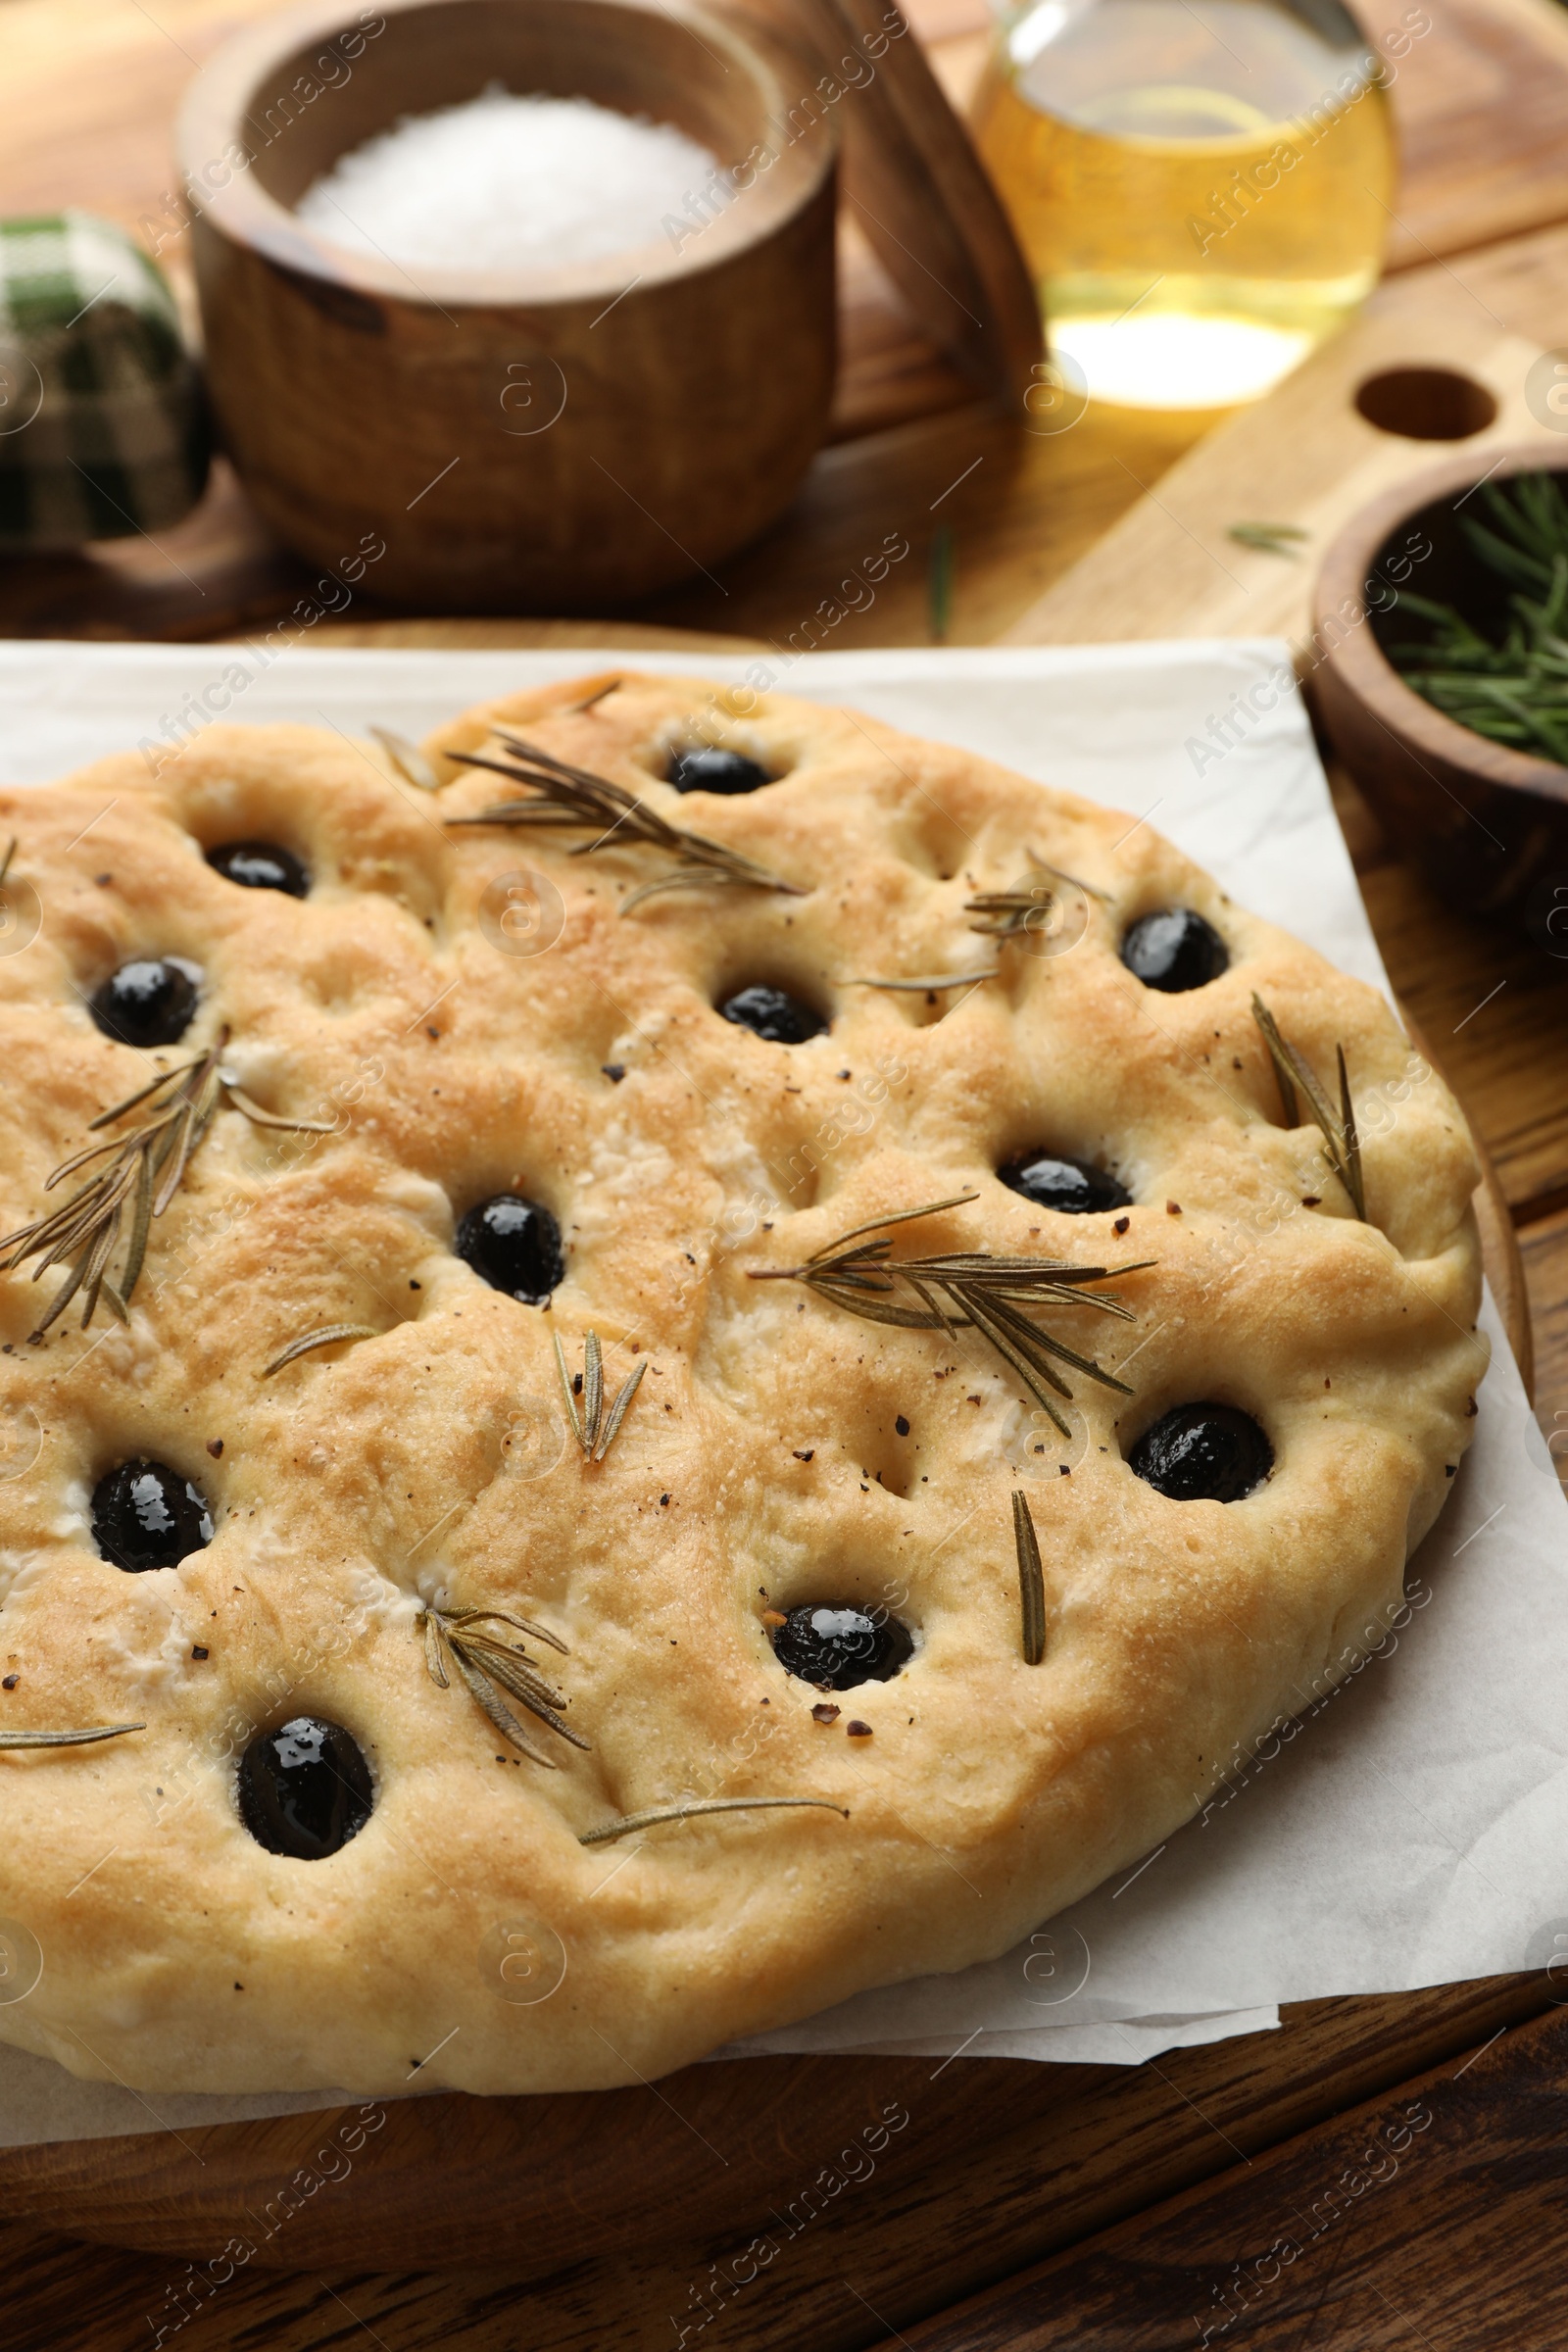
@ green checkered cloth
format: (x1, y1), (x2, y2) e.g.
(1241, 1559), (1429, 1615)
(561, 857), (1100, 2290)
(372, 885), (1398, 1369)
(0, 211), (209, 550)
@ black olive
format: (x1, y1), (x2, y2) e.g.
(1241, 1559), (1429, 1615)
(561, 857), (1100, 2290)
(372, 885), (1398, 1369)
(89, 957), (199, 1047)
(771, 1603), (913, 1690)
(455, 1195), (564, 1303)
(666, 746), (771, 795)
(999, 1152), (1132, 1215)
(719, 985), (825, 1045)
(237, 1717), (373, 1860)
(1121, 909), (1229, 993)
(1128, 1404), (1272, 1502)
(91, 1459), (214, 1572)
(207, 841), (309, 897)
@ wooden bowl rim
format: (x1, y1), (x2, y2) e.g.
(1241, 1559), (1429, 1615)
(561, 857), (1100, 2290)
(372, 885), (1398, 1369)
(1312, 435), (1568, 808)
(176, 0), (837, 310)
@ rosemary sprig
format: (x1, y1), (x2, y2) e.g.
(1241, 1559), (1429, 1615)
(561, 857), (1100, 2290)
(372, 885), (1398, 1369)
(445, 732), (804, 911)
(849, 858), (1105, 996)
(751, 1192), (1150, 1439)
(1250, 994), (1365, 1219)
(370, 726), (441, 792)
(0, 1033), (333, 1340)
(419, 1604), (589, 1767)
(1013, 1491), (1046, 1666)
(1385, 473), (1568, 761)
(579, 1795), (850, 1846)
(965, 857), (1108, 938)
(553, 1329), (646, 1462)
(0, 1722), (143, 1750)
(261, 1323), (377, 1378)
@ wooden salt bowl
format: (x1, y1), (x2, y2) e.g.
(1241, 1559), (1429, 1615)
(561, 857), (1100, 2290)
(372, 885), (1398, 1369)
(1312, 441), (1568, 934)
(177, 0), (837, 610)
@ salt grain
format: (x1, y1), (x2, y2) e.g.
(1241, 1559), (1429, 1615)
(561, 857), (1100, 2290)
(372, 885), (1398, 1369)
(295, 86), (719, 273)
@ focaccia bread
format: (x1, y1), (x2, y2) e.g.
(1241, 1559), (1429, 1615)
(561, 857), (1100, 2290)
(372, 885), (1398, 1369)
(0, 671), (1485, 2094)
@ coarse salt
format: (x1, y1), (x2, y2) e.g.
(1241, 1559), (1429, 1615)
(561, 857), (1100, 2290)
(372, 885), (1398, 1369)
(295, 86), (720, 273)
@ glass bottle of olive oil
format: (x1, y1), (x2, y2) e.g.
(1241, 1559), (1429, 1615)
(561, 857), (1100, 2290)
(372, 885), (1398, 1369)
(971, 0), (1396, 410)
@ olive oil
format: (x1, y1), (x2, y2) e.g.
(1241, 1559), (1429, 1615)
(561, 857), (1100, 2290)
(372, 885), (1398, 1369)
(971, 0), (1396, 409)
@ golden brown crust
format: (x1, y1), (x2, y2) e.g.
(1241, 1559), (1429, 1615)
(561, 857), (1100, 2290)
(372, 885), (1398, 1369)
(0, 672), (1485, 2093)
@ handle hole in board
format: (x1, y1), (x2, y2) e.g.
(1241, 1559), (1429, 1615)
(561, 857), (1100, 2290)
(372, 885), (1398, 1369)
(1353, 367), (1497, 442)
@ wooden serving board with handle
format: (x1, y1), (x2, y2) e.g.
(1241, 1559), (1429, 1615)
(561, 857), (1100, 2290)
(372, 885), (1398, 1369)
(1001, 216), (1568, 655)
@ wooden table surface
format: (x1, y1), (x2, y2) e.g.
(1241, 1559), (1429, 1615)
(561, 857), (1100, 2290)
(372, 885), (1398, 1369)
(5, 1), (1568, 2346)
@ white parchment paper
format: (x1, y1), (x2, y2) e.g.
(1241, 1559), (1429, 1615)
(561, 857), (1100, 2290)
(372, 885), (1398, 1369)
(0, 638), (1561, 2141)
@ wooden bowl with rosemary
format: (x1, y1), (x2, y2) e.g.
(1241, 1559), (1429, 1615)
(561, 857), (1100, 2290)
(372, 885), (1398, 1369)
(1311, 445), (1568, 931)
(177, 0), (837, 610)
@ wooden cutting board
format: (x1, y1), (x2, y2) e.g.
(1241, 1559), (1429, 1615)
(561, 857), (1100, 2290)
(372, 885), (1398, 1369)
(1002, 216), (1568, 651)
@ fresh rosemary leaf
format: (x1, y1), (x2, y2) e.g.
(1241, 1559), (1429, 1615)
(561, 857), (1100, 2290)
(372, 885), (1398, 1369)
(751, 1196), (1149, 1431)
(0, 1722), (144, 1749)
(846, 969), (1001, 993)
(554, 1329), (645, 1460)
(453, 1633), (565, 1712)
(966, 871), (1075, 940)
(1250, 994), (1366, 1219)
(594, 1359), (646, 1462)
(260, 1324), (377, 1378)
(806, 1189), (981, 1249)
(419, 1605), (585, 1765)
(85, 1062), (188, 1131)
(447, 733), (804, 909)
(223, 1085), (334, 1134)
(579, 1795), (850, 1846)
(1227, 520), (1308, 558)
(455, 1634), (583, 1746)
(369, 726), (441, 792)
(1013, 1491), (1046, 1665)
(445, 1641), (557, 1767)
(119, 1147), (155, 1305)
(618, 866), (779, 911)
(1338, 1042), (1365, 1221)
(553, 1330), (584, 1448)
(1251, 995), (1299, 1129)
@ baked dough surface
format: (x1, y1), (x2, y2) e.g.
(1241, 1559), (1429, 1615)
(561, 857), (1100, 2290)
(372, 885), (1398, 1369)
(0, 672), (1485, 2094)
